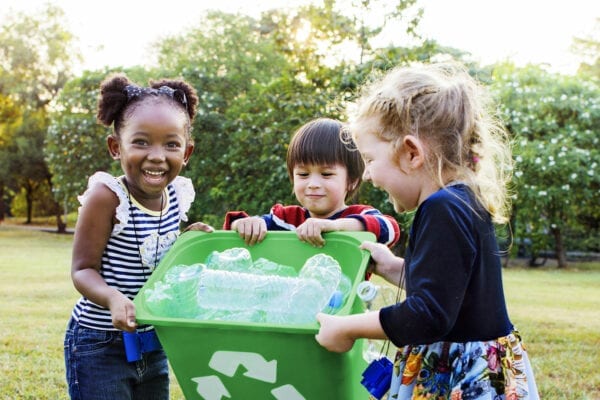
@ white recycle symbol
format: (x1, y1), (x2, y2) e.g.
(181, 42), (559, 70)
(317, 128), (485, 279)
(192, 351), (306, 400)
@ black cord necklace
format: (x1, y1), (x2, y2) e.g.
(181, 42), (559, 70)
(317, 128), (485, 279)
(123, 179), (164, 278)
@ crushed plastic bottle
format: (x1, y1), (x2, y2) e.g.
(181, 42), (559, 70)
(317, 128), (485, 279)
(146, 264), (203, 318)
(299, 253), (341, 298)
(323, 274), (353, 314)
(196, 267), (328, 324)
(205, 247), (252, 272)
(357, 280), (396, 363)
(146, 251), (350, 325)
(249, 257), (297, 277)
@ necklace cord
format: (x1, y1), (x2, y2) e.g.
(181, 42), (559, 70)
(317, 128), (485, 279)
(122, 179), (164, 280)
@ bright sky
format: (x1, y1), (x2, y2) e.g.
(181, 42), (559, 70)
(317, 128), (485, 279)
(1, 0), (598, 75)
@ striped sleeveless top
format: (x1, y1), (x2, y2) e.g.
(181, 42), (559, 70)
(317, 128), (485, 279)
(71, 172), (195, 331)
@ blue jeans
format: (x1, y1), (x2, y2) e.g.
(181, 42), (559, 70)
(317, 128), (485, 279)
(64, 318), (169, 400)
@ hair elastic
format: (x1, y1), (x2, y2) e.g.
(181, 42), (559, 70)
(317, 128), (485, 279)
(123, 84), (188, 111)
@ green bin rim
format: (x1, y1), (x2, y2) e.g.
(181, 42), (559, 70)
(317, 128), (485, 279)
(134, 230), (375, 333)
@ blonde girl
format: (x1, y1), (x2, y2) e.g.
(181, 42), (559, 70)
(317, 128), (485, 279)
(316, 63), (539, 399)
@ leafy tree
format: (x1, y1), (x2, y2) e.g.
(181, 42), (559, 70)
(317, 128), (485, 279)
(151, 3), (430, 227)
(154, 11), (292, 225)
(491, 63), (600, 268)
(0, 94), (22, 220)
(571, 17), (600, 78)
(332, 0), (423, 63)
(5, 109), (51, 224)
(45, 3), (448, 235)
(46, 70), (114, 216)
(0, 4), (78, 230)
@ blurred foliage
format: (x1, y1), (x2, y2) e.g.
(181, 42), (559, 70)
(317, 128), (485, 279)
(491, 63), (600, 266)
(0, 4), (79, 226)
(2, 1), (598, 261)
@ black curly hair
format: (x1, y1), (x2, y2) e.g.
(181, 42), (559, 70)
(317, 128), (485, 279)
(96, 73), (199, 141)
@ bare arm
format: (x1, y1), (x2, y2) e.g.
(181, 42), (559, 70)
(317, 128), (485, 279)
(315, 310), (387, 352)
(71, 184), (137, 332)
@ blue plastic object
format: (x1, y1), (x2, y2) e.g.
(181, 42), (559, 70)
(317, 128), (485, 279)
(360, 357), (393, 399)
(123, 330), (162, 362)
(328, 290), (344, 309)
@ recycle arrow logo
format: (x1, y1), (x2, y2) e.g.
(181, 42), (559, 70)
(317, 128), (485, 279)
(191, 351), (306, 400)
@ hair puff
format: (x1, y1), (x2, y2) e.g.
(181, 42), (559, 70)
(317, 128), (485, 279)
(150, 78), (199, 122)
(96, 73), (131, 127)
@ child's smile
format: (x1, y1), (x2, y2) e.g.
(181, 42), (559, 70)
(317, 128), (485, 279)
(108, 101), (193, 206)
(293, 163), (349, 218)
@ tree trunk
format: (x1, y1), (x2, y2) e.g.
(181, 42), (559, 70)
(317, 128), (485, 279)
(55, 212), (66, 233)
(551, 225), (568, 269)
(25, 182), (33, 224)
(46, 176), (66, 233)
(0, 184), (4, 222)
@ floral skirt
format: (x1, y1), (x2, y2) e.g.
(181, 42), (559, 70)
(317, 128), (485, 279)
(386, 331), (539, 400)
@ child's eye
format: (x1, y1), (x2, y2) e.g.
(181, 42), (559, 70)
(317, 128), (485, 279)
(296, 172), (309, 177)
(133, 139), (148, 146)
(166, 142), (182, 149)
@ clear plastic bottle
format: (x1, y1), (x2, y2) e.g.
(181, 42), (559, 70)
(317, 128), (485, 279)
(149, 253), (347, 324)
(298, 253), (341, 305)
(204, 247), (252, 272)
(249, 257), (297, 277)
(356, 280), (396, 363)
(145, 264), (203, 318)
(144, 281), (175, 316)
(323, 273), (353, 314)
(196, 267), (327, 324)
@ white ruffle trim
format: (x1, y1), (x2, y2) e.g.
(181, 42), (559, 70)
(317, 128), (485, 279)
(77, 172), (196, 234)
(171, 176), (195, 222)
(77, 172), (130, 235)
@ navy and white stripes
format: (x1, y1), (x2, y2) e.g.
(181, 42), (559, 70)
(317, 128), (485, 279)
(72, 183), (182, 331)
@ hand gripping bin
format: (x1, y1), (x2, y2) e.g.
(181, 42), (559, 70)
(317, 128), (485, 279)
(134, 230), (375, 400)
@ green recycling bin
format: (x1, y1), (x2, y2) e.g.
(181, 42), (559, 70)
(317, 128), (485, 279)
(134, 230), (374, 400)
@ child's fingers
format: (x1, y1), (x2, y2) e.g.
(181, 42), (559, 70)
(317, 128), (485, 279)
(359, 241), (380, 252)
(111, 298), (137, 332)
(296, 223), (325, 247)
(239, 220), (266, 246)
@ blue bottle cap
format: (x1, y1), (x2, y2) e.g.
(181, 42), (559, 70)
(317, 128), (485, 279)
(328, 290), (344, 309)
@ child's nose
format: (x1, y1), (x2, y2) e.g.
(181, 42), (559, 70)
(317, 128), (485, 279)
(148, 145), (166, 161)
(307, 175), (321, 188)
(362, 169), (371, 182)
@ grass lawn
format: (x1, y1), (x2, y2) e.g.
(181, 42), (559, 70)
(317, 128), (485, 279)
(0, 223), (598, 399)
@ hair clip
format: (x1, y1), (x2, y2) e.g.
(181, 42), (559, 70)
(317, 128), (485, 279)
(123, 84), (188, 111)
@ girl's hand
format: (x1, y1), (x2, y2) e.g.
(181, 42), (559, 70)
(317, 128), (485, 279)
(232, 217), (267, 246)
(184, 221), (215, 232)
(108, 291), (138, 332)
(295, 219), (334, 247)
(360, 241), (405, 286)
(315, 313), (356, 353)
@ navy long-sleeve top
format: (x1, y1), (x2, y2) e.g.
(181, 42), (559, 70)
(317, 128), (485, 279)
(379, 184), (513, 347)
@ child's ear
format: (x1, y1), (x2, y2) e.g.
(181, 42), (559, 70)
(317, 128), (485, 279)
(182, 143), (194, 166)
(402, 135), (426, 169)
(106, 135), (120, 160)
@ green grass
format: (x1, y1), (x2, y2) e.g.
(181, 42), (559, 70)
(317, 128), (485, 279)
(1, 224), (599, 399)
